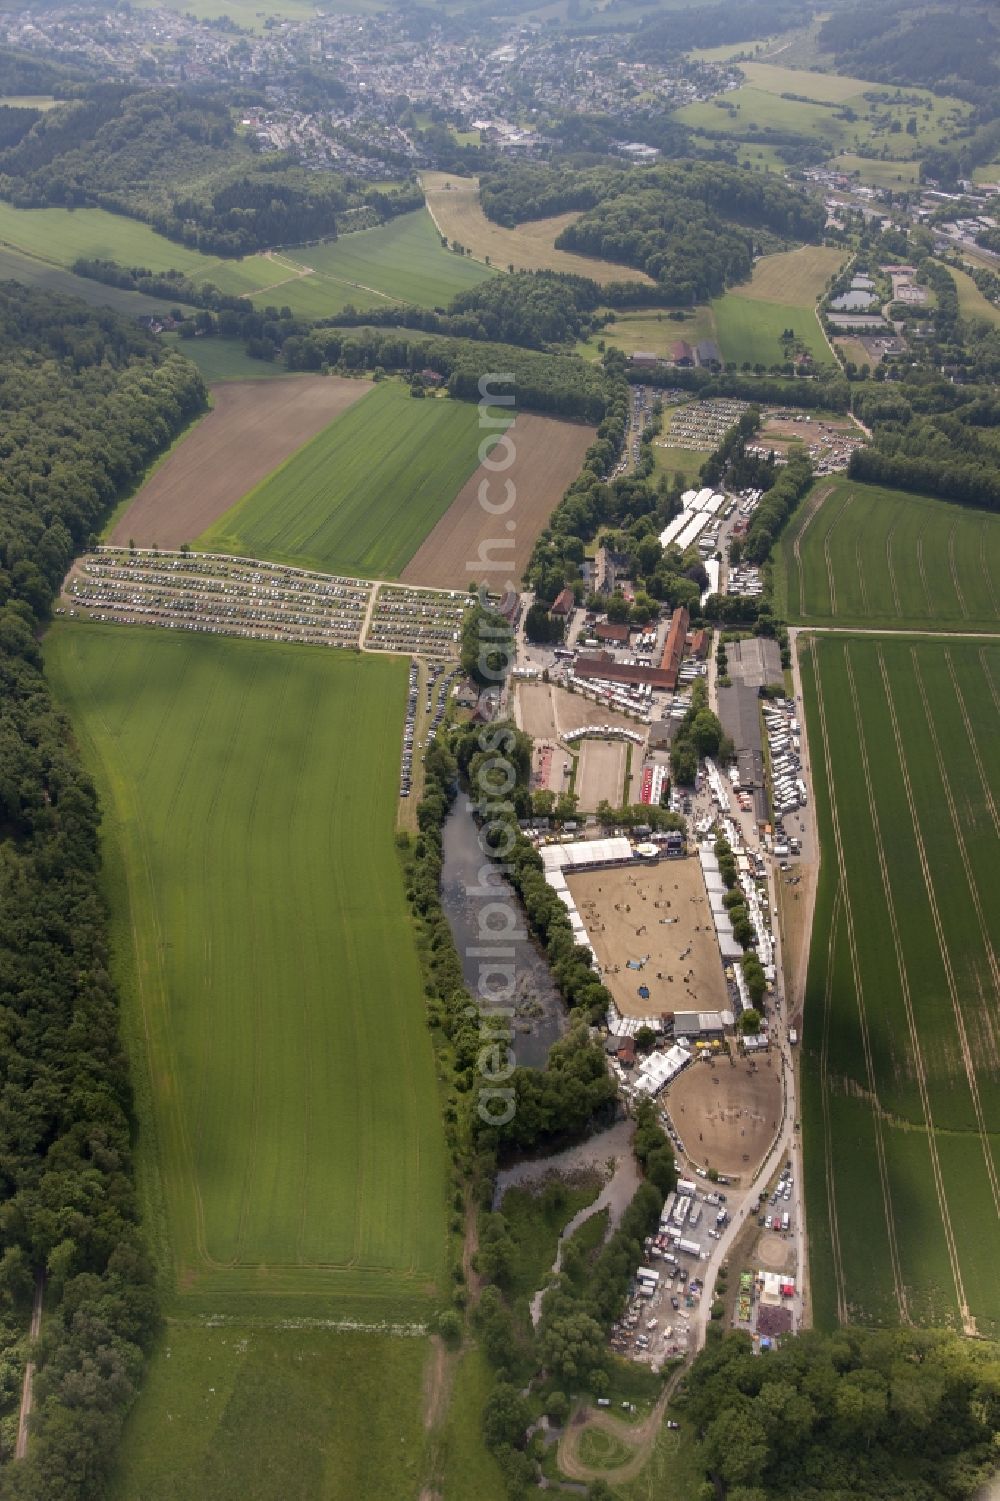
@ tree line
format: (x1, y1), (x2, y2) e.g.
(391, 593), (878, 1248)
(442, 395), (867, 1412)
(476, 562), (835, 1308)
(0, 284), (206, 1498)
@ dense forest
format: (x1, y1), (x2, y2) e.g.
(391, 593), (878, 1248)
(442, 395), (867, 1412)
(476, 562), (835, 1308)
(0, 86), (416, 254)
(0, 285), (206, 1499)
(480, 163), (825, 304)
(818, 0), (999, 96)
(679, 1326), (1000, 1500)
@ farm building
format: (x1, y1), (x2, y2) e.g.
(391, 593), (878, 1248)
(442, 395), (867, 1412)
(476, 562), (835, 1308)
(669, 339), (694, 367)
(696, 339), (721, 368)
(658, 606), (690, 689)
(594, 620), (631, 644)
(550, 587), (576, 617)
(574, 653), (676, 690)
(630, 351), (660, 368)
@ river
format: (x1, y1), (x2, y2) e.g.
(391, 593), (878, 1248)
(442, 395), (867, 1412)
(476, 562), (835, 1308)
(440, 799), (567, 1069)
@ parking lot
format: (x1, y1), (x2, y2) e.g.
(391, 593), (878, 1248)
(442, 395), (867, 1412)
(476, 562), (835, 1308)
(611, 1180), (732, 1369)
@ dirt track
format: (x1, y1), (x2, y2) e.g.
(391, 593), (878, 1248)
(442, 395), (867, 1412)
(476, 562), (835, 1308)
(109, 376), (372, 549)
(400, 414), (593, 590)
(667, 1055), (781, 1179)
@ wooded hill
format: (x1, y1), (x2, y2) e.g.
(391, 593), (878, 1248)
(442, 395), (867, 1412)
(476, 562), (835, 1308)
(479, 163), (826, 305)
(0, 86), (418, 255)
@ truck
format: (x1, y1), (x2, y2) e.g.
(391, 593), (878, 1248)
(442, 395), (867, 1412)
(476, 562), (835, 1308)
(676, 1177), (697, 1197)
(687, 1203), (702, 1228)
(781, 1212), (790, 1232)
(678, 1238), (701, 1258)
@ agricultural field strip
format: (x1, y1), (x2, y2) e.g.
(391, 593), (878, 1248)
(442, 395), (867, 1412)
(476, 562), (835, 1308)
(878, 647), (1000, 1218)
(66, 548), (471, 659)
(782, 482), (1000, 630)
(816, 883), (848, 1325)
(843, 646), (971, 1330)
(810, 639), (909, 1321)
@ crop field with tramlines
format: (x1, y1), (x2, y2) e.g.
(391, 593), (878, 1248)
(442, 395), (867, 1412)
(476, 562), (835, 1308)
(800, 634), (1000, 1336)
(45, 624), (448, 1320)
(775, 478), (1000, 632)
(197, 381), (500, 578)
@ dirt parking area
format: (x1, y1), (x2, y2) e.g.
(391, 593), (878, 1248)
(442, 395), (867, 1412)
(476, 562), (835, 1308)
(568, 859), (728, 1019)
(109, 376), (372, 549)
(575, 738), (627, 810)
(400, 414), (593, 591)
(665, 1053), (781, 1179)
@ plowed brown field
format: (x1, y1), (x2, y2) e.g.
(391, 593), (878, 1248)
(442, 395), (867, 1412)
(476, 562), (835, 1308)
(109, 376), (372, 549)
(400, 413), (593, 590)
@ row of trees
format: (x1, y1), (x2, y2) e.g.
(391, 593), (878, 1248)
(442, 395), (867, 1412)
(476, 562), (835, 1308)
(0, 285), (207, 1498)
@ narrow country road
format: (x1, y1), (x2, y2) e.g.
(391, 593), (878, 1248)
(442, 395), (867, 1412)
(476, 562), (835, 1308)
(15, 1274), (43, 1460)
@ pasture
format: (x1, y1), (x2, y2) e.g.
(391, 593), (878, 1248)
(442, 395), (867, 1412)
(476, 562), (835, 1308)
(161, 334), (303, 383)
(111, 1323), (432, 1501)
(799, 634), (1000, 1336)
(198, 381), (498, 578)
(675, 67), (969, 159)
(0, 198), (225, 276)
(400, 411), (594, 590)
(45, 626), (448, 1317)
(774, 478), (1000, 633)
(833, 153), (920, 189)
(109, 376), (373, 548)
(421, 171), (654, 284)
(950, 264), (1000, 328)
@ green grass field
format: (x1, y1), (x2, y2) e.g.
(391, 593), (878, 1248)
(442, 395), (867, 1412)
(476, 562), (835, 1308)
(111, 1324), (432, 1501)
(674, 66), (969, 160)
(198, 381), (498, 577)
(774, 478), (1000, 632)
(275, 210), (494, 316)
(950, 263), (1000, 328)
(162, 334), (301, 382)
(712, 291), (830, 366)
(799, 634), (1000, 1336)
(833, 153), (920, 188)
(0, 241), (196, 316)
(0, 200), (491, 319)
(45, 626), (448, 1318)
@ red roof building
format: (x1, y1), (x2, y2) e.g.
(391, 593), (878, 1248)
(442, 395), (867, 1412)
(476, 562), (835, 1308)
(658, 606), (690, 690)
(550, 587), (576, 617)
(574, 653), (675, 690)
(594, 621), (630, 644)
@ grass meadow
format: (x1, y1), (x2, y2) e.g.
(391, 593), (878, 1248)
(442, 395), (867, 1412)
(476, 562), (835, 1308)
(674, 64), (969, 159)
(799, 635), (1000, 1336)
(163, 334), (302, 382)
(198, 381), (499, 577)
(45, 625), (449, 1319)
(950, 264), (1000, 328)
(0, 200), (492, 318)
(832, 153), (920, 188)
(111, 1323), (432, 1501)
(775, 478), (1000, 631)
(0, 241), (196, 315)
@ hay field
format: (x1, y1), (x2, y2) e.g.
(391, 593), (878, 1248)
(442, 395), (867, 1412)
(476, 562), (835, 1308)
(569, 860), (729, 1020)
(737, 246), (845, 307)
(800, 635), (1000, 1335)
(774, 477), (1000, 632)
(401, 412), (593, 590)
(109, 377), (373, 548)
(198, 382), (497, 578)
(833, 153), (920, 188)
(0, 242), (196, 316)
(421, 171), (654, 285)
(45, 626), (448, 1317)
